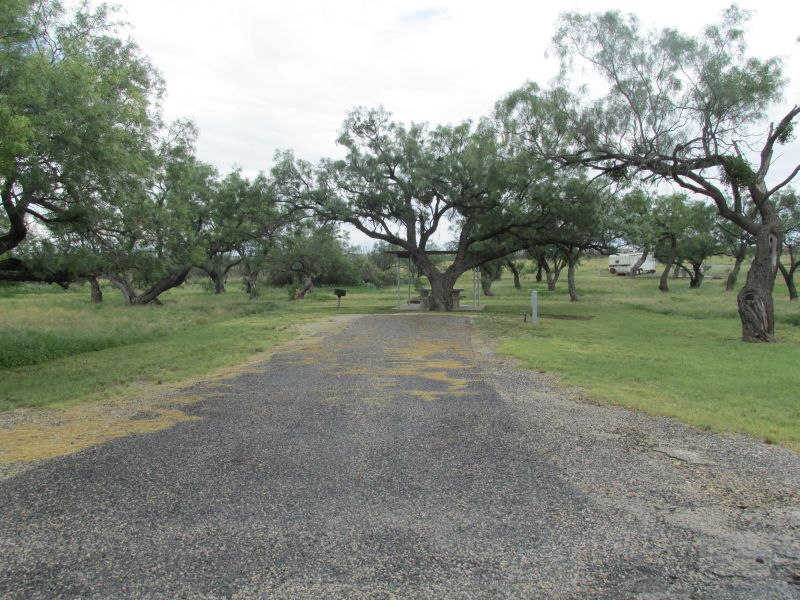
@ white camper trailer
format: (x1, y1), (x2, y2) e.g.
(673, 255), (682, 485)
(608, 253), (656, 275)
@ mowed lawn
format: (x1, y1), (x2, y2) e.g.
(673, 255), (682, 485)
(478, 259), (800, 451)
(2, 260), (799, 451)
(0, 282), (393, 410)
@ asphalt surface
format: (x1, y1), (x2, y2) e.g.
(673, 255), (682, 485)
(1, 314), (798, 598)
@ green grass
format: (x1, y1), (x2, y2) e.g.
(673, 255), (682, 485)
(2, 263), (799, 451)
(476, 259), (800, 450)
(0, 281), (394, 410)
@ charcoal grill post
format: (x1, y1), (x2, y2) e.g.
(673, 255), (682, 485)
(334, 288), (346, 307)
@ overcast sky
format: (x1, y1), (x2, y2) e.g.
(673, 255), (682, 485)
(96, 1), (799, 245)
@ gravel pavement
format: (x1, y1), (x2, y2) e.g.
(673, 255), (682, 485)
(1, 314), (798, 598)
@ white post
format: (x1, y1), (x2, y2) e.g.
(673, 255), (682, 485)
(396, 256), (401, 309)
(530, 290), (538, 324)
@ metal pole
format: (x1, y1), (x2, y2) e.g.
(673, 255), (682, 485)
(473, 268), (480, 308)
(530, 290), (538, 324)
(407, 257), (412, 304)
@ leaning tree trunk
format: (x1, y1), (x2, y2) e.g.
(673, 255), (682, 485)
(535, 263), (543, 282)
(726, 241), (748, 292)
(104, 267), (191, 306)
(481, 276), (494, 296)
(629, 247), (649, 278)
(567, 257), (579, 301)
(726, 256), (744, 291)
(89, 277), (103, 303)
(131, 267), (192, 305)
(295, 275), (315, 299)
(736, 226), (780, 342)
(105, 274), (136, 305)
(659, 237), (677, 292)
(778, 262), (798, 302)
(507, 261), (522, 289)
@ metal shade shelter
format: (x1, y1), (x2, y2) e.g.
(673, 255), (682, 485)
(383, 251), (482, 310)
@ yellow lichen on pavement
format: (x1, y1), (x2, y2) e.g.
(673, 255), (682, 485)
(0, 397), (203, 466)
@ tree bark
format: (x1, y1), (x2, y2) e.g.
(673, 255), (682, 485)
(105, 274), (136, 305)
(689, 264), (704, 289)
(535, 263), (543, 282)
(426, 269), (460, 311)
(659, 236), (677, 292)
(105, 267), (191, 306)
(726, 254), (744, 292)
(778, 262), (798, 302)
(567, 257), (579, 301)
(546, 268), (556, 291)
(507, 260), (522, 289)
(629, 247), (649, 279)
(481, 276), (494, 296)
(736, 226), (779, 342)
(295, 275), (315, 299)
(244, 273), (259, 299)
(89, 277), (103, 303)
(211, 271), (225, 294)
(0, 179), (28, 256)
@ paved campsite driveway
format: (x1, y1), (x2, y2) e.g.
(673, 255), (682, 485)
(1, 314), (799, 598)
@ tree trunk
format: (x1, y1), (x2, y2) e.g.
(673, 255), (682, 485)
(507, 261), (522, 289)
(736, 226), (779, 342)
(105, 267), (191, 306)
(481, 276), (494, 296)
(629, 247), (649, 279)
(567, 258), (579, 301)
(689, 264), (704, 289)
(0, 179), (28, 256)
(132, 267), (191, 305)
(659, 237), (677, 292)
(211, 272), (225, 294)
(726, 255), (744, 292)
(420, 267), (462, 311)
(295, 278), (314, 299)
(105, 274), (136, 305)
(725, 241), (748, 292)
(200, 266), (226, 294)
(778, 262), (798, 302)
(551, 261), (564, 288)
(546, 268), (556, 291)
(244, 273), (259, 299)
(89, 277), (103, 303)
(535, 263), (543, 282)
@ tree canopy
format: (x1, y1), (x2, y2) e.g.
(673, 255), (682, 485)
(500, 6), (799, 340)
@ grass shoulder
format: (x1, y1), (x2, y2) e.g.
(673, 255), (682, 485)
(0, 282), (392, 411)
(475, 259), (800, 452)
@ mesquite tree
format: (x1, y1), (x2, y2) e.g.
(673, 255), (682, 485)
(777, 191), (800, 301)
(0, 0), (160, 282)
(273, 108), (561, 311)
(502, 8), (799, 341)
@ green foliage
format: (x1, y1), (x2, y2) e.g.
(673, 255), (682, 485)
(1, 0), (162, 256)
(270, 224), (358, 287)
